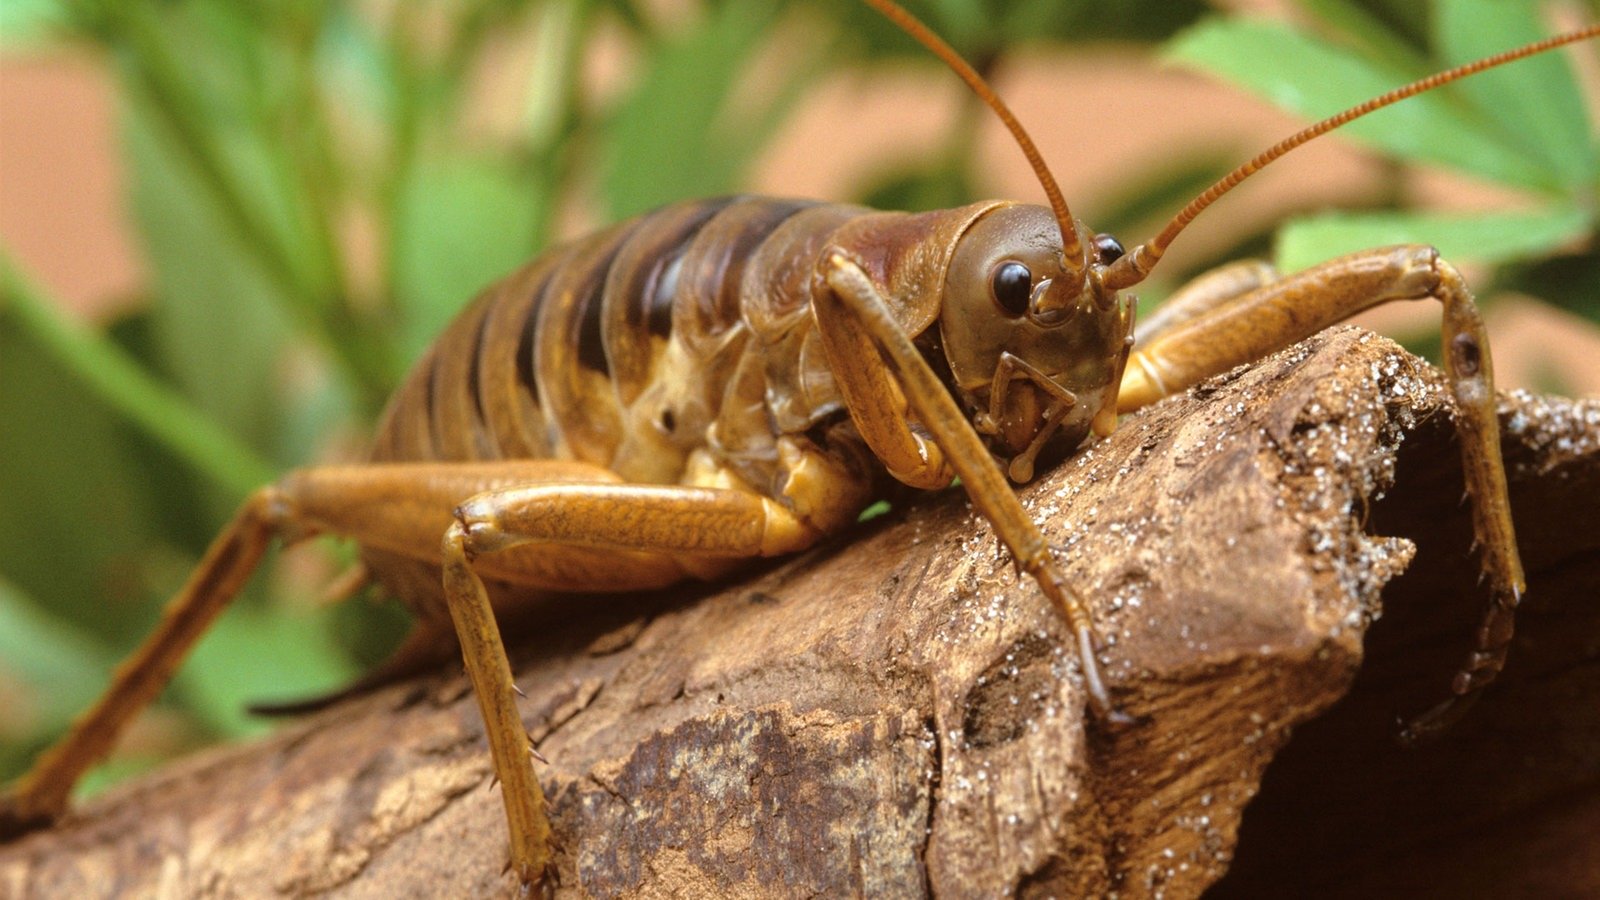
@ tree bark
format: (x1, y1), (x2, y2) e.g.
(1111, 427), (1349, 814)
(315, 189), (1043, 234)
(3, 328), (1597, 899)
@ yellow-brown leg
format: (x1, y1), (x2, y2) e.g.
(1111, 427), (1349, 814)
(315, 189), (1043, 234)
(438, 529), (551, 892)
(437, 478), (820, 889)
(808, 264), (956, 492)
(281, 459), (828, 889)
(816, 252), (1131, 725)
(4, 456), (825, 895)
(1118, 245), (1523, 740)
(1134, 258), (1279, 345)
(1, 487), (286, 837)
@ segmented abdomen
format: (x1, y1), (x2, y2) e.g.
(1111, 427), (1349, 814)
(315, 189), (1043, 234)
(368, 196), (871, 491)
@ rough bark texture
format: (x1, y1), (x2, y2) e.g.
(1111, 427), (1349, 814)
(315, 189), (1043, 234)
(2, 328), (1597, 899)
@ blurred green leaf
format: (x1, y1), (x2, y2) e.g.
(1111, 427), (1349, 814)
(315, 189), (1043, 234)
(178, 597), (359, 738)
(0, 0), (68, 47)
(1166, 17), (1555, 190)
(826, 0), (1209, 61)
(92, 1), (397, 407)
(1295, 0), (1432, 72)
(392, 156), (547, 362)
(0, 253), (275, 496)
(126, 103), (297, 494)
(600, 2), (798, 218)
(0, 306), (194, 645)
(1090, 155), (1240, 249)
(859, 158), (981, 212)
(1435, 0), (1595, 190)
(73, 755), (171, 801)
(105, 3), (318, 300)
(857, 499), (893, 521)
(317, 3), (397, 136)
(1275, 204), (1593, 273)
(1016, 0), (1211, 44)
(0, 578), (116, 736)
(523, 0), (585, 152)
(1501, 251), (1600, 324)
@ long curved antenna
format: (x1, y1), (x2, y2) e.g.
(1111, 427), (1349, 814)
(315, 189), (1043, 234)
(1103, 22), (1600, 291)
(862, 0), (1088, 286)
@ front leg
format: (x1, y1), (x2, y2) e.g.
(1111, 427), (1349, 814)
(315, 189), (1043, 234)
(1119, 246), (1524, 740)
(814, 253), (1129, 725)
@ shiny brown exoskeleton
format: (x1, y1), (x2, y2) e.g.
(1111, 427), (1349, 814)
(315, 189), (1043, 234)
(5, 1), (1594, 891)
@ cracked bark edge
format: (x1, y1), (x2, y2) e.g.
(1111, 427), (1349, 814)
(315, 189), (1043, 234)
(2, 327), (1597, 899)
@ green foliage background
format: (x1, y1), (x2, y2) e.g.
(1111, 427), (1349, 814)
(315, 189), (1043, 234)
(1, 0), (1595, 794)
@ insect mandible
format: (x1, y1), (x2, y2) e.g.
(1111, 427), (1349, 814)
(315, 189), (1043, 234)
(4, 0), (1596, 892)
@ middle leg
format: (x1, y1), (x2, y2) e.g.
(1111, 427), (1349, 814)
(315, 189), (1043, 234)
(280, 459), (825, 888)
(435, 475), (824, 888)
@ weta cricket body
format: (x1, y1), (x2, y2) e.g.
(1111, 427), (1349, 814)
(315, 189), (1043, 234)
(358, 196), (1133, 611)
(4, 0), (1596, 891)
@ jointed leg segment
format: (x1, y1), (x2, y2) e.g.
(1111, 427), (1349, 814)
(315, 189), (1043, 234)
(818, 252), (1128, 724)
(439, 473), (820, 889)
(1120, 246), (1525, 740)
(3, 458), (822, 894)
(1, 487), (286, 835)
(440, 521), (551, 889)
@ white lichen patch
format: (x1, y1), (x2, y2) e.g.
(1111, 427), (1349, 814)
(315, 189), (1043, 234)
(1502, 390), (1600, 475)
(1261, 344), (1432, 637)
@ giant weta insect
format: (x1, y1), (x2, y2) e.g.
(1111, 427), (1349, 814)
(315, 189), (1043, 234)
(4, 0), (1596, 891)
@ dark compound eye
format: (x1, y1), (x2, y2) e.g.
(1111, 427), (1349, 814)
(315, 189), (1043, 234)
(1093, 233), (1125, 264)
(991, 261), (1032, 316)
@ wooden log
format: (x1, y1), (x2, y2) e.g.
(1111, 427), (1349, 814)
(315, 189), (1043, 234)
(2, 327), (1596, 898)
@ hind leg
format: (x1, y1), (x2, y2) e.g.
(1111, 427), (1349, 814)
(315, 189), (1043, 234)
(5, 454), (830, 895)
(1, 488), (287, 836)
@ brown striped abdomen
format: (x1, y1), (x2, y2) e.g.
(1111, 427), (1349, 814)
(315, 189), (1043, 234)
(370, 197), (846, 479)
(370, 193), (1014, 490)
(362, 195), (1005, 611)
